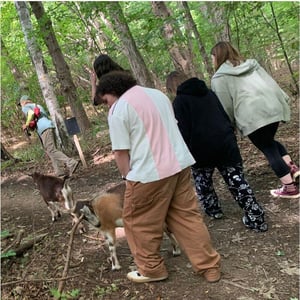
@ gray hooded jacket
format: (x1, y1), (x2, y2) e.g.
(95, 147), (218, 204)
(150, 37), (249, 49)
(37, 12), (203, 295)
(211, 59), (290, 136)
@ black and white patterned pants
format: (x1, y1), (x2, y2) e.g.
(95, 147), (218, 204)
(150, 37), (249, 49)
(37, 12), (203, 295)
(192, 163), (264, 221)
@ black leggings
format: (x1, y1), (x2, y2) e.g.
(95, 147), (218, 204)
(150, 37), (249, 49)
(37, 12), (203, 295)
(248, 122), (290, 178)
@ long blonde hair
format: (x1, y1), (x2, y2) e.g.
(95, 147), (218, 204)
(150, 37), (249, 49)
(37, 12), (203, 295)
(211, 41), (244, 71)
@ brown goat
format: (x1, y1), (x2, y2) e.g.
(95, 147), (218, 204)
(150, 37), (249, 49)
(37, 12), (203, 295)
(30, 172), (75, 222)
(80, 182), (181, 270)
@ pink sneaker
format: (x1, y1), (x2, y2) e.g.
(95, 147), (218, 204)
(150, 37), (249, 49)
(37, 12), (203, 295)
(270, 183), (300, 199)
(289, 162), (300, 182)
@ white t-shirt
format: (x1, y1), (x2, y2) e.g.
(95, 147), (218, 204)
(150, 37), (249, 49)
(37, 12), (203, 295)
(108, 85), (195, 183)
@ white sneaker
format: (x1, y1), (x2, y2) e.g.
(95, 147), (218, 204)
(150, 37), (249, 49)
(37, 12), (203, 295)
(127, 271), (168, 283)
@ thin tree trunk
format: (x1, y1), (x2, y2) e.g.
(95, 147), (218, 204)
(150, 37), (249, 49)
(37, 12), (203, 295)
(103, 2), (155, 88)
(30, 1), (91, 133)
(151, 1), (195, 77)
(261, 3), (298, 94)
(68, 2), (103, 54)
(200, 2), (231, 43)
(176, 2), (202, 78)
(14, 1), (74, 154)
(180, 2), (213, 77)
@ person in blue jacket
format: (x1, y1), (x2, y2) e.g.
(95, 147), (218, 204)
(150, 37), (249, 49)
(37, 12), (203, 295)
(19, 95), (79, 177)
(166, 71), (267, 232)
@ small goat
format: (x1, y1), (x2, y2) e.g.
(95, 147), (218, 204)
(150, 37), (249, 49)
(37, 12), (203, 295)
(80, 182), (181, 270)
(30, 172), (75, 222)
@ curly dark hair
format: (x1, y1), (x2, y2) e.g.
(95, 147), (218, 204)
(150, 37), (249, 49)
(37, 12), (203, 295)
(93, 54), (124, 79)
(96, 71), (137, 100)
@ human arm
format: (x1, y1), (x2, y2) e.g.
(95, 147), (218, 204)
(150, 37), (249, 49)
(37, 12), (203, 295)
(211, 77), (235, 125)
(113, 150), (130, 179)
(22, 109), (35, 130)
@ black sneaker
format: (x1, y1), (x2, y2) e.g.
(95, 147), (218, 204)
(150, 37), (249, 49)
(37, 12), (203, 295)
(242, 215), (268, 232)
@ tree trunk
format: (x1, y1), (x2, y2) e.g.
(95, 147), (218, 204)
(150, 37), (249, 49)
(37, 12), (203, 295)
(267, 3), (298, 94)
(180, 2), (214, 78)
(30, 1), (91, 133)
(14, 1), (75, 154)
(151, 1), (195, 77)
(102, 2), (155, 88)
(200, 2), (231, 43)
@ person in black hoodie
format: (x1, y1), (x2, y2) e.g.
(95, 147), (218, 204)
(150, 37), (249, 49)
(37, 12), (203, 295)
(166, 71), (267, 232)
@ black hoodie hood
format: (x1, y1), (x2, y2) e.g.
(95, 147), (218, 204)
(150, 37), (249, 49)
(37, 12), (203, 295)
(172, 77), (241, 168)
(177, 77), (209, 97)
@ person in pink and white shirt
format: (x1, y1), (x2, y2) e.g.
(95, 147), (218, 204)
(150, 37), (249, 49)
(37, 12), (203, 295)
(96, 71), (221, 284)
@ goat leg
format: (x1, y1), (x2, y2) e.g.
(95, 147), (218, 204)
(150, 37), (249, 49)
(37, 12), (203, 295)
(163, 225), (181, 256)
(47, 205), (57, 222)
(104, 230), (121, 271)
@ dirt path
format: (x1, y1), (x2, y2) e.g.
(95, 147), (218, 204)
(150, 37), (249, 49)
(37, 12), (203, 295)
(1, 100), (299, 300)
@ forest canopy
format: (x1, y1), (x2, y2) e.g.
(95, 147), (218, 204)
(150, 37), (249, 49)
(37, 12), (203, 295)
(1, 1), (299, 141)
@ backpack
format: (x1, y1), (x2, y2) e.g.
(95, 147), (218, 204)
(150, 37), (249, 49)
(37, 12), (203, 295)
(28, 105), (41, 130)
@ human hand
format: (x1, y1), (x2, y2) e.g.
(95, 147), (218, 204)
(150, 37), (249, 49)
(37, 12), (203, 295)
(22, 124), (27, 130)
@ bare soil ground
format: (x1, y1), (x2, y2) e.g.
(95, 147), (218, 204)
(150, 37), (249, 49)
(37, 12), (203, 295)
(1, 99), (299, 300)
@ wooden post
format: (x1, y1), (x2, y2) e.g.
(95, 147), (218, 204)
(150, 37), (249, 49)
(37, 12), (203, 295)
(64, 117), (87, 169)
(73, 134), (87, 168)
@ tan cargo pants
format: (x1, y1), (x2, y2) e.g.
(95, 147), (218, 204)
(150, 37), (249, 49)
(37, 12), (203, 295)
(123, 167), (220, 278)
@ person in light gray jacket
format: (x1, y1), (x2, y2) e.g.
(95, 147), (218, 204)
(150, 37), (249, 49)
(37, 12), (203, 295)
(210, 41), (299, 199)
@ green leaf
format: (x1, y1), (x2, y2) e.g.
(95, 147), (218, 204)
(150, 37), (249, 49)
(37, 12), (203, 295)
(1, 250), (16, 258)
(276, 250), (285, 256)
(0, 230), (11, 239)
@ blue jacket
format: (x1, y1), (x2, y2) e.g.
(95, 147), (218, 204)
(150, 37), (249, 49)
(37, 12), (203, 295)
(22, 103), (54, 136)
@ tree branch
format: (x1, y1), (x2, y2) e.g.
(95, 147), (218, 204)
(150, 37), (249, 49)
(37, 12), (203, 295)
(57, 214), (84, 296)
